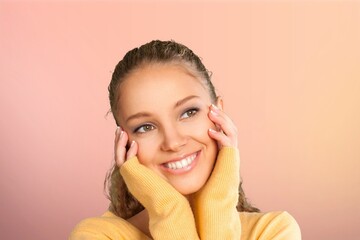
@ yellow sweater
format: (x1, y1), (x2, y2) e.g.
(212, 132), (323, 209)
(70, 148), (301, 240)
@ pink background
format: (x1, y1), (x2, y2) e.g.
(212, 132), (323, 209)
(1, 1), (359, 239)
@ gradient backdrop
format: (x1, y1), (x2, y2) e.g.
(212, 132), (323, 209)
(1, 1), (359, 239)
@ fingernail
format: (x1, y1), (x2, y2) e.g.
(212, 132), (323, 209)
(130, 140), (135, 147)
(120, 131), (124, 138)
(210, 110), (218, 116)
(211, 104), (219, 110)
(209, 128), (217, 133)
(116, 126), (120, 134)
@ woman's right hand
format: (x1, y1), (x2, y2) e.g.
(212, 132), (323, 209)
(114, 126), (138, 167)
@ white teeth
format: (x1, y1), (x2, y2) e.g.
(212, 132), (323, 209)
(165, 153), (197, 170)
(171, 162), (177, 169)
(175, 161), (182, 168)
(181, 159), (188, 166)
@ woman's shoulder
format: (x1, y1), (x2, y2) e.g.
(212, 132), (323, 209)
(239, 211), (301, 239)
(70, 211), (124, 232)
(69, 211), (150, 240)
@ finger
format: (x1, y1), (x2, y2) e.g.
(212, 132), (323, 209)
(209, 105), (236, 134)
(208, 105), (238, 139)
(208, 128), (233, 147)
(116, 126), (123, 134)
(114, 126), (122, 148)
(115, 130), (128, 167)
(126, 140), (138, 160)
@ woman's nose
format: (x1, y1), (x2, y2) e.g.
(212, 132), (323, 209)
(160, 125), (187, 152)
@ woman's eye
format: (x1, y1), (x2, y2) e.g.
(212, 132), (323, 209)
(135, 124), (155, 133)
(180, 108), (199, 119)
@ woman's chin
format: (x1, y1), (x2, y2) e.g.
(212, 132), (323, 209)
(173, 181), (206, 196)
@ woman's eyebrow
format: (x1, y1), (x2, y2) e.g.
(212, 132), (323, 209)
(174, 95), (200, 108)
(126, 95), (200, 124)
(126, 112), (151, 124)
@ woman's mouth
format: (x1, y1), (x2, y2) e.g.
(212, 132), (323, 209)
(162, 151), (200, 173)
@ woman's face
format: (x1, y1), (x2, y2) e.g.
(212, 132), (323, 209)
(117, 63), (218, 195)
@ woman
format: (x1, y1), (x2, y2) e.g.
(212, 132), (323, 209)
(70, 40), (301, 239)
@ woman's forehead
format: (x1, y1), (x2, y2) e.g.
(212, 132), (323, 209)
(117, 64), (211, 117)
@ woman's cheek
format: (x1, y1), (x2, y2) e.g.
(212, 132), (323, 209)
(132, 137), (156, 165)
(185, 116), (214, 140)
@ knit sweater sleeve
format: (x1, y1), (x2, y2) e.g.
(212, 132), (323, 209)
(120, 156), (200, 240)
(193, 147), (241, 239)
(240, 211), (302, 240)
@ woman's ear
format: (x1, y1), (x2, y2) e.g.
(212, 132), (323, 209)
(215, 96), (224, 110)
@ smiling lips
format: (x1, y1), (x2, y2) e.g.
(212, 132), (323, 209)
(163, 151), (198, 170)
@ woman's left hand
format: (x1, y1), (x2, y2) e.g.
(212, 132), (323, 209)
(207, 104), (238, 149)
(193, 103), (241, 239)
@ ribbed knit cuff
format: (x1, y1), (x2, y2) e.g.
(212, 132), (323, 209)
(120, 157), (200, 240)
(121, 157), (185, 210)
(193, 147), (241, 239)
